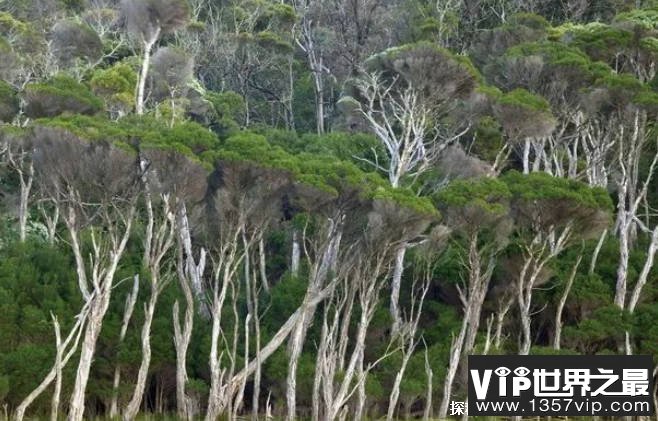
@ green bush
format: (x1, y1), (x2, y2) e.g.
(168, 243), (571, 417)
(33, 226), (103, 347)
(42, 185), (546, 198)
(23, 75), (104, 118)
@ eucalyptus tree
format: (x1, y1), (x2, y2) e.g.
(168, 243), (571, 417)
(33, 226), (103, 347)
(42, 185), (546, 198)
(435, 177), (513, 417)
(493, 88), (556, 174)
(148, 47), (195, 127)
(501, 171), (612, 355)
(30, 126), (141, 421)
(0, 129), (34, 242)
(120, 0), (190, 115)
(342, 41), (477, 331)
(486, 41), (611, 182)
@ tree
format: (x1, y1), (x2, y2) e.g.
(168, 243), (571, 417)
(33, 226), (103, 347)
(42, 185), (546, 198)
(148, 47), (195, 127)
(501, 171), (612, 355)
(493, 88), (556, 174)
(120, 0), (190, 115)
(31, 126), (141, 421)
(434, 177), (512, 417)
(342, 41), (477, 332)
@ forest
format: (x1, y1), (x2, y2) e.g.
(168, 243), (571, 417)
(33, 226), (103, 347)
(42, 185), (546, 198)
(0, 0), (657, 419)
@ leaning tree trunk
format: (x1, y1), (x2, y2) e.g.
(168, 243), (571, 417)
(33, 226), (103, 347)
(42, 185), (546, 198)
(14, 307), (87, 421)
(554, 254), (582, 350)
(123, 292), (158, 420)
(136, 28), (161, 115)
(68, 294), (113, 421)
(110, 275), (139, 418)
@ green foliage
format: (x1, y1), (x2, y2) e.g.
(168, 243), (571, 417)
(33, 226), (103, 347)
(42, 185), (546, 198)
(90, 62), (137, 115)
(37, 114), (218, 159)
(90, 62), (137, 96)
(502, 171), (613, 239)
(563, 305), (631, 353)
(205, 90), (245, 137)
(502, 170), (612, 212)
(24, 75), (104, 118)
(498, 88), (551, 111)
(435, 177), (511, 216)
(508, 13), (550, 31)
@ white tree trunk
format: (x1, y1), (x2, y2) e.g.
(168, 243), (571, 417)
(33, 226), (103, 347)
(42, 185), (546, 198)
(50, 316), (63, 421)
(136, 29), (161, 115)
(123, 293), (158, 420)
(110, 275), (140, 418)
(14, 305), (87, 421)
(390, 245), (406, 334)
(291, 230), (300, 277)
(554, 254), (582, 350)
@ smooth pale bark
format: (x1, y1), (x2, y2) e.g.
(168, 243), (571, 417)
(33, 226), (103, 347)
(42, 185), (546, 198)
(553, 254), (583, 350)
(123, 294), (157, 420)
(38, 200), (59, 244)
(124, 195), (175, 420)
(110, 275), (140, 418)
(590, 229), (607, 275)
(517, 228), (571, 355)
(50, 316), (63, 421)
(15, 304), (88, 421)
(206, 226), (244, 421)
(387, 281), (428, 421)
(174, 203), (206, 418)
(439, 234), (495, 419)
(439, 309), (470, 418)
(494, 296), (513, 349)
(286, 224), (343, 421)
(423, 345), (433, 421)
(291, 230), (300, 277)
(628, 225), (658, 313)
(6, 146), (34, 242)
(294, 5), (326, 134)
(68, 206), (135, 421)
(522, 138), (531, 174)
(136, 28), (161, 115)
(389, 246), (406, 335)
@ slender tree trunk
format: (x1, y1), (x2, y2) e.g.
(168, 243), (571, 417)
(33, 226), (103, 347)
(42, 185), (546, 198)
(123, 291), (158, 420)
(390, 245), (406, 334)
(68, 298), (111, 421)
(628, 227), (658, 313)
(291, 230), (300, 277)
(50, 316), (62, 421)
(68, 217), (134, 421)
(15, 307), (86, 421)
(494, 297), (513, 349)
(136, 29), (161, 115)
(439, 318), (468, 418)
(554, 254), (582, 350)
(423, 346), (433, 421)
(110, 275), (140, 418)
(590, 228), (607, 275)
(17, 160), (33, 242)
(522, 138), (531, 174)
(615, 219), (630, 308)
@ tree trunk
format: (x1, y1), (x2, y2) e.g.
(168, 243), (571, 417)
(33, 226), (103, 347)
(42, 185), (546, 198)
(291, 230), (300, 277)
(110, 275), (140, 418)
(50, 316), (62, 421)
(136, 29), (161, 115)
(390, 246), (407, 334)
(123, 292), (158, 420)
(590, 228), (607, 274)
(15, 304), (87, 421)
(68, 299), (110, 421)
(553, 254), (582, 350)
(438, 318), (468, 418)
